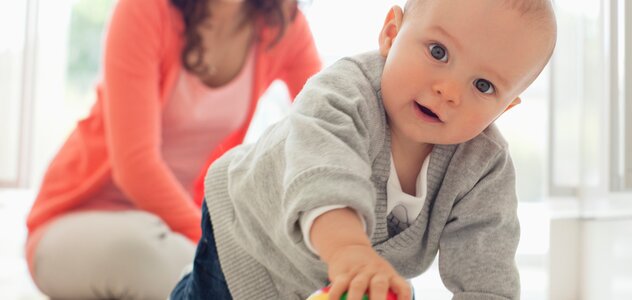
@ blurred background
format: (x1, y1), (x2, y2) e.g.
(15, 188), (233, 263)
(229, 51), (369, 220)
(0, 0), (631, 299)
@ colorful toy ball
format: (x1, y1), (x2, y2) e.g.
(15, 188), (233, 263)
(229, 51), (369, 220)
(307, 285), (397, 300)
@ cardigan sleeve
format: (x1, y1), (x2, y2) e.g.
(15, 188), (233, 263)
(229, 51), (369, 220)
(438, 149), (520, 299)
(279, 11), (323, 99)
(224, 58), (381, 263)
(102, 0), (201, 241)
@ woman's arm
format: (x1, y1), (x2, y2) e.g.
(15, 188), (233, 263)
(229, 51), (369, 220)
(102, 0), (200, 241)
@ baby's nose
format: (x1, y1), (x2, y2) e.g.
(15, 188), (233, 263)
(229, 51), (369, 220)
(432, 80), (462, 105)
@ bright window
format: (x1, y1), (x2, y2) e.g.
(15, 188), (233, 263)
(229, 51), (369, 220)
(0, 1), (28, 186)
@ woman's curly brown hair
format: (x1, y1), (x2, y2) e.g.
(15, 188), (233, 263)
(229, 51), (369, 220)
(170, 0), (296, 78)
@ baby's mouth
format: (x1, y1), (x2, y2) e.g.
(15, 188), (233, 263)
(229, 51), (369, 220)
(415, 102), (441, 121)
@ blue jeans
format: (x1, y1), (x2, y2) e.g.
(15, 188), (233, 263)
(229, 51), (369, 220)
(170, 201), (232, 299)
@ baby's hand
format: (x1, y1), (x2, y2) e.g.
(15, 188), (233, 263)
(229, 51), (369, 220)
(324, 244), (411, 300)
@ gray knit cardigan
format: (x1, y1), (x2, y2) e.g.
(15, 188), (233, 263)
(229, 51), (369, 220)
(204, 51), (520, 300)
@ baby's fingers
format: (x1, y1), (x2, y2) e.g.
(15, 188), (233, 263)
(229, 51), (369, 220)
(346, 273), (371, 300)
(368, 274), (389, 300)
(390, 276), (412, 300)
(328, 274), (352, 300)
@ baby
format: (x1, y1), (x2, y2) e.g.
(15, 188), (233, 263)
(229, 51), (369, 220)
(171, 0), (557, 299)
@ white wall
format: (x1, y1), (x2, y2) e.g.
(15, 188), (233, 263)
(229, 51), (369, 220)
(551, 217), (632, 300)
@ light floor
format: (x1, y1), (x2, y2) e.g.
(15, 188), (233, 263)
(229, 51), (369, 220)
(0, 189), (547, 300)
(0, 189), (46, 300)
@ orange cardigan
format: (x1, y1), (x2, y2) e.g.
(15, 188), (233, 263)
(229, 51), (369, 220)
(26, 0), (321, 245)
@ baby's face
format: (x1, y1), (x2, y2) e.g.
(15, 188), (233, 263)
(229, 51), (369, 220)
(379, 0), (554, 145)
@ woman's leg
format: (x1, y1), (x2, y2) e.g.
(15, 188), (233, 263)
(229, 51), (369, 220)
(32, 210), (196, 299)
(170, 201), (232, 299)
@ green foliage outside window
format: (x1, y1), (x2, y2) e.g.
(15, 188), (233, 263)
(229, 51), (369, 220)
(65, 0), (114, 108)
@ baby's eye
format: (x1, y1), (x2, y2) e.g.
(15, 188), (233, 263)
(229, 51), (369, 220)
(428, 43), (448, 62)
(474, 79), (495, 94)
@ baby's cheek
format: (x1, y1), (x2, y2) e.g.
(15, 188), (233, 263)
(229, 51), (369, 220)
(459, 117), (490, 140)
(472, 114), (497, 130)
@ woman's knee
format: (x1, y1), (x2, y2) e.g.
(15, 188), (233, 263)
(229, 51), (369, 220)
(32, 211), (195, 299)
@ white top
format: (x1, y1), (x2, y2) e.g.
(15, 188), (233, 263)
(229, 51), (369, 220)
(300, 154), (431, 254)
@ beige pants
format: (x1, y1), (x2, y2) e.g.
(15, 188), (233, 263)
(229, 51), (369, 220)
(32, 210), (196, 300)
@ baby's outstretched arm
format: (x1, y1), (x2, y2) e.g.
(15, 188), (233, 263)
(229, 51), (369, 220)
(310, 208), (411, 300)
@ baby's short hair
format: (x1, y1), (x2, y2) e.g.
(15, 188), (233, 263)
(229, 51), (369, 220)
(405, 0), (553, 20)
(501, 0), (554, 17)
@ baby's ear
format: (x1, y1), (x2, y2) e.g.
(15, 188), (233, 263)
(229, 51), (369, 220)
(504, 97), (522, 112)
(379, 6), (404, 57)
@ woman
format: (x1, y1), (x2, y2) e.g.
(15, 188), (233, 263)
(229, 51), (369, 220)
(25, 0), (321, 298)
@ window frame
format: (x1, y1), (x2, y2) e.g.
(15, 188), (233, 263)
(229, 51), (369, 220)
(623, 0), (632, 190)
(0, 0), (38, 188)
(609, 0), (632, 191)
(549, 0), (632, 201)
